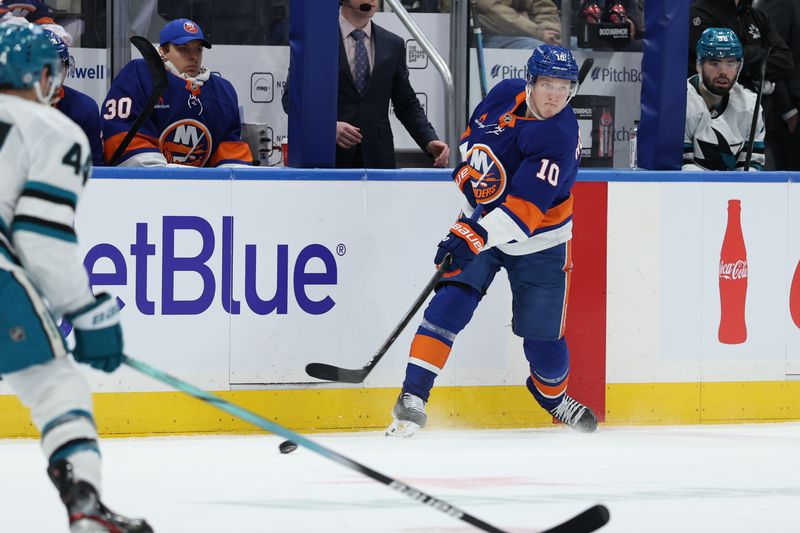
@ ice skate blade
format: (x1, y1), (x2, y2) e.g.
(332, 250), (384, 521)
(385, 419), (421, 438)
(70, 518), (113, 533)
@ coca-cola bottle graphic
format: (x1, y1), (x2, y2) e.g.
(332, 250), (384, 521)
(598, 108), (613, 158)
(718, 199), (748, 344)
(790, 259), (800, 329)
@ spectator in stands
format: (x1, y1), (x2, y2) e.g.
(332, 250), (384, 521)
(684, 28), (765, 171)
(754, 0), (800, 170)
(101, 18), (252, 167)
(475, 0), (562, 49)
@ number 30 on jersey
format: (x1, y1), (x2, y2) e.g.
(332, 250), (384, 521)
(535, 159), (560, 186)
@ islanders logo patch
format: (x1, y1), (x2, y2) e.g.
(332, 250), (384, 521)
(159, 119), (213, 167)
(465, 143), (507, 204)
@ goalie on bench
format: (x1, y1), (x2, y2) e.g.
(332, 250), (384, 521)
(0, 24), (151, 532)
(387, 44), (598, 437)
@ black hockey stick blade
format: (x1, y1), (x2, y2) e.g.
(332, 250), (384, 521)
(542, 504), (610, 533)
(108, 36), (168, 166)
(130, 35), (169, 91)
(305, 255), (451, 383)
(304, 362), (370, 383)
(577, 57), (594, 87)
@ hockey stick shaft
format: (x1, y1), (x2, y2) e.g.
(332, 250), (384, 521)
(743, 47), (770, 171)
(108, 36), (169, 166)
(122, 355), (507, 532)
(305, 207), (482, 383)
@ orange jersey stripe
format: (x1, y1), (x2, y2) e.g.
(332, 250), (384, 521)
(210, 141), (253, 166)
(460, 126), (471, 140)
(560, 239), (573, 337)
(541, 194), (574, 228)
(103, 131), (159, 163)
(503, 194), (545, 234)
(409, 334), (452, 370)
(531, 373), (569, 399)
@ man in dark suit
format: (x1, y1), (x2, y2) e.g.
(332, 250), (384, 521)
(284, 0), (449, 168)
(337, 0), (449, 168)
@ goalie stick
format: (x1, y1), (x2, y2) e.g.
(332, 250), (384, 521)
(123, 355), (610, 533)
(305, 57), (595, 384)
(743, 47), (770, 171)
(108, 36), (169, 166)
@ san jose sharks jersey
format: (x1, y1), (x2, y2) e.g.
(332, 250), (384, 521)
(101, 59), (252, 167)
(683, 75), (765, 171)
(0, 93), (95, 317)
(57, 85), (104, 167)
(460, 78), (581, 255)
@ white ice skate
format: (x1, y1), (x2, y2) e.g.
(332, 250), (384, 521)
(386, 392), (427, 437)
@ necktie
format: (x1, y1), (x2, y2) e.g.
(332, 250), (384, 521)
(351, 29), (370, 95)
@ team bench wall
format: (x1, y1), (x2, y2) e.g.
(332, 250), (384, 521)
(1, 169), (798, 437)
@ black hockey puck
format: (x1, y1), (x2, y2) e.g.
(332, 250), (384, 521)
(279, 440), (298, 454)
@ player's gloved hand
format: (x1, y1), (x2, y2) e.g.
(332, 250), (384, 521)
(452, 162), (477, 207)
(434, 217), (488, 273)
(65, 293), (124, 373)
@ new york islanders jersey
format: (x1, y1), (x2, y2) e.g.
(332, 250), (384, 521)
(460, 78), (581, 255)
(683, 75), (765, 171)
(102, 59), (252, 167)
(0, 93), (95, 317)
(57, 85), (104, 167)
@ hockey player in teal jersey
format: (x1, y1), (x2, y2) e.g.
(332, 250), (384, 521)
(387, 44), (598, 437)
(0, 24), (151, 532)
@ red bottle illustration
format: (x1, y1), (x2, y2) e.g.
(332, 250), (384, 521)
(791, 259), (800, 329)
(718, 199), (748, 344)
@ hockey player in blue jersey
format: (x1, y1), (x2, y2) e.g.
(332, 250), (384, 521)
(386, 44), (598, 437)
(0, 24), (151, 532)
(44, 30), (105, 167)
(101, 18), (252, 167)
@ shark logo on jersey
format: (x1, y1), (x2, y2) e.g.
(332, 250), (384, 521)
(748, 24), (761, 41)
(159, 119), (213, 167)
(464, 143), (507, 204)
(696, 128), (741, 171)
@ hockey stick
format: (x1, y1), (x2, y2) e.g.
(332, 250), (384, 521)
(577, 57), (594, 88)
(108, 36), (169, 166)
(122, 355), (610, 533)
(469, 0), (488, 99)
(743, 47), (770, 171)
(305, 206), (482, 383)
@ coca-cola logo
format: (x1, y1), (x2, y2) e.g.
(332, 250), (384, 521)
(720, 260), (748, 280)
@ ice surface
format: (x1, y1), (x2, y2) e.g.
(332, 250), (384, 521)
(2, 423), (799, 532)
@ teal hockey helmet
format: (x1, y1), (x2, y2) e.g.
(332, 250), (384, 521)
(0, 23), (61, 90)
(696, 27), (743, 61)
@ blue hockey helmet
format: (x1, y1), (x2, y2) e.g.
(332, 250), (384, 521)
(526, 44), (579, 86)
(696, 28), (743, 61)
(43, 28), (70, 67)
(0, 23), (61, 90)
